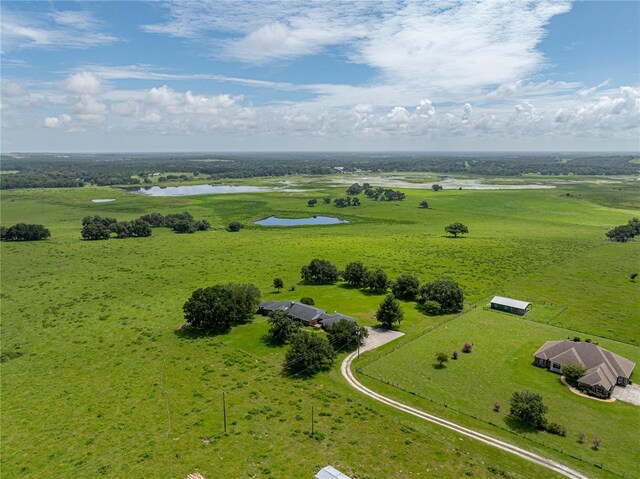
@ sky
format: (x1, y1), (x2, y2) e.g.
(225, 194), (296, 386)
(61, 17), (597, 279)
(1, 0), (639, 153)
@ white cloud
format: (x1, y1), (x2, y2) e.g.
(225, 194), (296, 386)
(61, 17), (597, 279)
(65, 72), (103, 95)
(0, 8), (117, 50)
(416, 99), (435, 118)
(74, 95), (107, 122)
(44, 113), (71, 128)
(462, 103), (472, 121)
(2, 80), (28, 98)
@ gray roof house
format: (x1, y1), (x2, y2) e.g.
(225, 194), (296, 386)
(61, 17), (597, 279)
(319, 313), (358, 329)
(534, 340), (635, 397)
(258, 300), (359, 328)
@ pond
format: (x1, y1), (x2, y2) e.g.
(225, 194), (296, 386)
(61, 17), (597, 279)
(254, 215), (348, 226)
(92, 199), (115, 203)
(137, 185), (271, 196)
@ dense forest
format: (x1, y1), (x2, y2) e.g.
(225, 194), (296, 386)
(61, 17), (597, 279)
(0, 152), (637, 189)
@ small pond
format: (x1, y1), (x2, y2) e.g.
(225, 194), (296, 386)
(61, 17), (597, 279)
(92, 199), (115, 203)
(137, 185), (271, 196)
(255, 215), (348, 226)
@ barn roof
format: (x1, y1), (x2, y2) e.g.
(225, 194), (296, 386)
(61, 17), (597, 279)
(491, 296), (531, 310)
(316, 466), (352, 479)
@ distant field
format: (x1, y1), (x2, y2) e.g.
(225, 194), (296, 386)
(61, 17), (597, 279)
(1, 175), (638, 478)
(359, 308), (640, 478)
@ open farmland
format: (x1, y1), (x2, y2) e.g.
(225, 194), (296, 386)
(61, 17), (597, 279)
(1, 175), (639, 478)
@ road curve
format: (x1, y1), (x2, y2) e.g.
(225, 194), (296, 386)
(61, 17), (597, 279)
(341, 347), (589, 479)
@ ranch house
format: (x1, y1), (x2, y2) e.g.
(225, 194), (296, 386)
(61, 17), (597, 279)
(258, 301), (357, 329)
(533, 340), (635, 398)
(490, 296), (531, 315)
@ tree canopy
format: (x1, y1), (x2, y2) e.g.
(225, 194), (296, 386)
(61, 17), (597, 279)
(326, 320), (368, 352)
(391, 273), (420, 300)
(301, 258), (339, 283)
(183, 283), (261, 332)
(284, 332), (336, 376)
(1, 223), (50, 241)
(509, 390), (548, 429)
(363, 268), (389, 293)
(267, 310), (301, 344)
(445, 222), (469, 237)
(227, 221), (244, 232)
(343, 261), (368, 286)
(375, 294), (403, 328)
(419, 200), (429, 208)
(418, 280), (464, 313)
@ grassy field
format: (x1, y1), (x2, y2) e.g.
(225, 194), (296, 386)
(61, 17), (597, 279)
(1, 176), (639, 478)
(359, 308), (640, 478)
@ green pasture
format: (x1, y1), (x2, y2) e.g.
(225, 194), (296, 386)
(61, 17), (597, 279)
(359, 308), (640, 478)
(1, 176), (639, 478)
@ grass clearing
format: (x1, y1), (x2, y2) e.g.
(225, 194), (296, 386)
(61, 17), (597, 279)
(359, 308), (640, 478)
(1, 175), (638, 477)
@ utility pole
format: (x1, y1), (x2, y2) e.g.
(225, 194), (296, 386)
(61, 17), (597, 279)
(222, 391), (227, 433)
(356, 329), (361, 359)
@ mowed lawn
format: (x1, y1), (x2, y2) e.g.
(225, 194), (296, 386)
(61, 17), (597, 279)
(1, 178), (639, 477)
(360, 308), (640, 477)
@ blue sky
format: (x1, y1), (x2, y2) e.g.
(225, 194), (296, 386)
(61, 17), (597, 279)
(1, 0), (638, 152)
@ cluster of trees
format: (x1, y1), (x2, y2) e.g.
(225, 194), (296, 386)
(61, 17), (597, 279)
(81, 211), (211, 240)
(267, 311), (367, 376)
(606, 217), (640, 242)
(509, 390), (565, 436)
(0, 223), (50, 241)
(364, 186), (406, 201)
(300, 259), (464, 321)
(333, 197), (361, 207)
(227, 221), (244, 232)
(432, 184), (443, 191)
(183, 283), (261, 333)
(2, 153), (638, 190)
(139, 211), (210, 234)
(419, 200), (429, 208)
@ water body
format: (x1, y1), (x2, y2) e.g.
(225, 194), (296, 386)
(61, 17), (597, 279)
(329, 176), (556, 190)
(137, 185), (271, 196)
(92, 199), (115, 203)
(255, 215), (348, 226)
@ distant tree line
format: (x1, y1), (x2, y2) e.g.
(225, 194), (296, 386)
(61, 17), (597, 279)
(606, 218), (640, 242)
(4, 153), (633, 189)
(0, 223), (50, 241)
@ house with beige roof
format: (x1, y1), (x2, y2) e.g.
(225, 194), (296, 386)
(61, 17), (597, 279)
(534, 340), (635, 398)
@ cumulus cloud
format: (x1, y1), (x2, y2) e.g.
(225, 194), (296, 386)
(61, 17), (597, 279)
(65, 72), (102, 95)
(416, 99), (435, 118)
(74, 95), (107, 122)
(44, 113), (71, 128)
(462, 103), (472, 121)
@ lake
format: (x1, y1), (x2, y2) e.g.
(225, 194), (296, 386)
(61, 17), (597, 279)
(137, 185), (271, 196)
(254, 215), (348, 226)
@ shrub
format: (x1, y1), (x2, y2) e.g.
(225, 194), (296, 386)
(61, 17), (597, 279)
(578, 432), (586, 443)
(562, 364), (586, 386)
(227, 221), (244, 232)
(299, 297), (315, 306)
(494, 402), (502, 412)
(462, 342), (473, 353)
(435, 352), (448, 368)
(546, 422), (566, 436)
(452, 351), (458, 360)
(420, 300), (442, 315)
(592, 437), (601, 450)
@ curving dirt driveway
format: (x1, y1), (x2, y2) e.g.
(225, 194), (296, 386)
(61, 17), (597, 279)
(342, 327), (589, 479)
